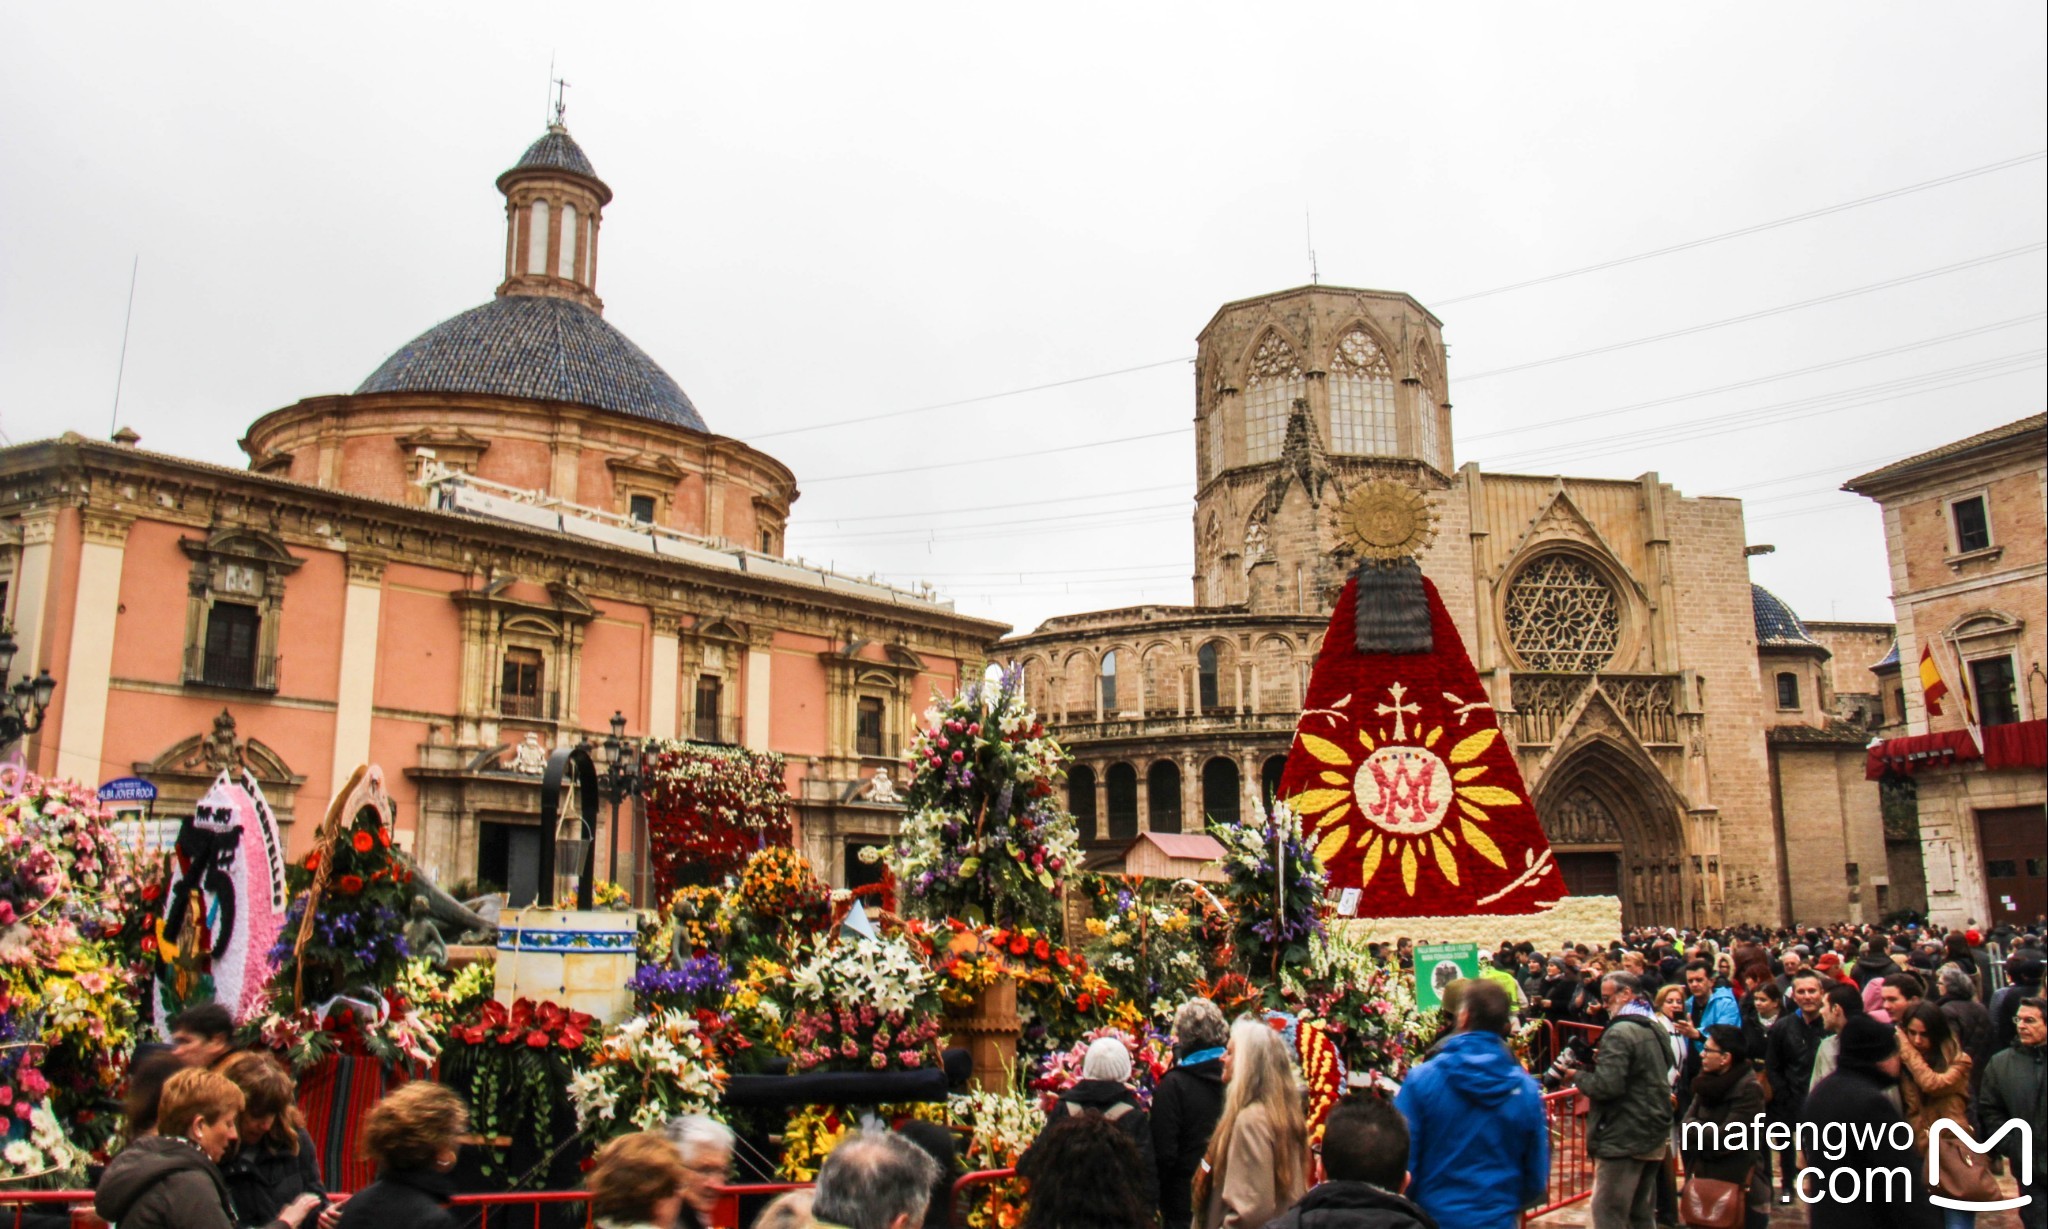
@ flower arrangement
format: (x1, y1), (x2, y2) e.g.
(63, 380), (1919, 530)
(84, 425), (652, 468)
(725, 846), (833, 967)
(568, 1009), (727, 1139)
(1209, 799), (1326, 985)
(887, 665), (1080, 931)
(1285, 932), (1435, 1084)
(0, 770), (143, 1174)
(947, 1088), (1045, 1229)
(627, 956), (732, 1017)
(1028, 1027), (1169, 1113)
(645, 742), (792, 895)
(1081, 879), (1212, 1025)
(663, 885), (729, 960)
(441, 997), (597, 1179)
(776, 1103), (944, 1181)
(786, 935), (944, 1073)
(722, 957), (792, 1072)
(1295, 1018), (1345, 1148)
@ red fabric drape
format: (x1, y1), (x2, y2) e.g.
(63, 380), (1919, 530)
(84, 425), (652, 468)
(1981, 718), (2048, 771)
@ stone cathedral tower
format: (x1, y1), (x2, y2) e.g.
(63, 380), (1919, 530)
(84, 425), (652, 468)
(1192, 286), (1451, 615)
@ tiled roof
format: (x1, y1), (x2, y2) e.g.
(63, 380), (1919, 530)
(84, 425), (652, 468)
(1874, 640), (1900, 670)
(1752, 584), (1823, 650)
(1844, 413), (2046, 490)
(357, 295), (705, 430)
(511, 125), (600, 181)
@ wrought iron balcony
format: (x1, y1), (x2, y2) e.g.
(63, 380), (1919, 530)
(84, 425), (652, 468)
(184, 646), (279, 692)
(498, 690), (561, 720)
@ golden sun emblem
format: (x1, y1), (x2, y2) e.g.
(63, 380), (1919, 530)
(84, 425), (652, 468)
(1288, 683), (1523, 896)
(1332, 479), (1437, 562)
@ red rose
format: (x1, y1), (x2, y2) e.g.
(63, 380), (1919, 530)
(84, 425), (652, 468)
(377, 827), (391, 848)
(140, 881), (163, 902)
(352, 832), (374, 854)
(1034, 939), (1051, 962)
(304, 852), (321, 872)
(339, 875), (364, 894)
(1054, 950), (1071, 969)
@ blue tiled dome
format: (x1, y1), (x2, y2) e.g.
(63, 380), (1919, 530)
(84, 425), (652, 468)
(1752, 584), (1822, 649)
(513, 126), (599, 180)
(357, 296), (706, 430)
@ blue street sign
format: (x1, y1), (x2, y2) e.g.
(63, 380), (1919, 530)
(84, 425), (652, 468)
(97, 776), (158, 804)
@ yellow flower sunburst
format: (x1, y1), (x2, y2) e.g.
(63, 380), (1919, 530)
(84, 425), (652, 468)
(1288, 683), (1518, 897)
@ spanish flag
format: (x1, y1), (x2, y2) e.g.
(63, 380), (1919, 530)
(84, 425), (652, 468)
(1919, 644), (1949, 716)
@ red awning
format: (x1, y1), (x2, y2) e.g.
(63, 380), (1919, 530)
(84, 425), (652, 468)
(1865, 729), (1980, 780)
(1865, 718), (2048, 779)
(1982, 718), (2048, 772)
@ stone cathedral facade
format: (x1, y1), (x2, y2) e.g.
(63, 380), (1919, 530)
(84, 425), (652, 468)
(1008, 284), (1885, 929)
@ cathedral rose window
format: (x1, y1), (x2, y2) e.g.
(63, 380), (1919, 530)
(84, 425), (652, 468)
(1503, 555), (1621, 672)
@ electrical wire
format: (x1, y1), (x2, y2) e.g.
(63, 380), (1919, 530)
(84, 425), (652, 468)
(1458, 242), (2046, 381)
(1485, 352), (2044, 469)
(1460, 312), (2046, 442)
(795, 500), (1189, 543)
(798, 482), (1188, 525)
(750, 356), (1193, 440)
(1433, 151), (2047, 306)
(801, 426), (1190, 483)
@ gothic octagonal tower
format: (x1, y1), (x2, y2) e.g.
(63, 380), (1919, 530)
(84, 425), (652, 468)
(242, 122), (796, 554)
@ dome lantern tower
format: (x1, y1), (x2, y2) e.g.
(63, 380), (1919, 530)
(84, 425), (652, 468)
(495, 100), (612, 313)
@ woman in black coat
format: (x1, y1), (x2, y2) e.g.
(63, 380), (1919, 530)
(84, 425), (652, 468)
(1151, 1000), (1228, 1229)
(1801, 1017), (1940, 1229)
(335, 1084), (468, 1229)
(218, 1053), (328, 1229)
(1679, 1025), (1769, 1229)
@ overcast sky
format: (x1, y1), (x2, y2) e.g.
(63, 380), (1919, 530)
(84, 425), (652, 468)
(4, 4), (2043, 637)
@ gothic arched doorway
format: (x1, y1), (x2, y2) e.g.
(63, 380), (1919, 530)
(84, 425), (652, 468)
(1536, 737), (1692, 928)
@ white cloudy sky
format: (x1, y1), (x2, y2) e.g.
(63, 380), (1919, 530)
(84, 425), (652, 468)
(3, 4), (2042, 635)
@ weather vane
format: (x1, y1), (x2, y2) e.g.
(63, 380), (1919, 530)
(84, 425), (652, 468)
(552, 74), (571, 126)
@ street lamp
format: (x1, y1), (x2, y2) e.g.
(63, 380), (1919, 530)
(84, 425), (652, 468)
(595, 710), (647, 903)
(0, 630), (56, 749)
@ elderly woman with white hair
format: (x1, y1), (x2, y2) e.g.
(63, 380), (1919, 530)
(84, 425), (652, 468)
(665, 1114), (736, 1229)
(1153, 998), (1230, 1229)
(1020, 1034), (1158, 1212)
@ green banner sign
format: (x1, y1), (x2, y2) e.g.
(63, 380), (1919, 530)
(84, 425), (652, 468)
(1413, 941), (1481, 1012)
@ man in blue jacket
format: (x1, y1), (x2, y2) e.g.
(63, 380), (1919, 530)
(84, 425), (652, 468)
(1394, 979), (1549, 1229)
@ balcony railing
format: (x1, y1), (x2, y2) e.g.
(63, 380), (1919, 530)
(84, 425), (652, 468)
(498, 691), (561, 720)
(1046, 710), (1299, 741)
(689, 714), (742, 745)
(184, 646), (279, 692)
(855, 734), (904, 761)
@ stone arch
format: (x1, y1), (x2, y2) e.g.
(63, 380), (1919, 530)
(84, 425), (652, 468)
(1202, 756), (1242, 827)
(1535, 734), (1694, 928)
(1139, 639), (1181, 716)
(1060, 647), (1098, 717)
(1195, 637), (1237, 712)
(1147, 760), (1183, 834)
(1260, 754), (1288, 808)
(1237, 323), (1309, 386)
(1068, 763), (1099, 843)
(1252, 633), (1299, 713)
(1105, 762), (1139, 839)
(1016, 654), (1052, 716)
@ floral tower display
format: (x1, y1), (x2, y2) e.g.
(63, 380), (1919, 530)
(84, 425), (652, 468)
(885, 664), (1081, 1091)
(644, 742), (794, 897)
(1275, 481), (1592, 930)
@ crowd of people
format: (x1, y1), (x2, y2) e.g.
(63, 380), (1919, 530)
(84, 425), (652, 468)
(64, 917), (2048, 1229)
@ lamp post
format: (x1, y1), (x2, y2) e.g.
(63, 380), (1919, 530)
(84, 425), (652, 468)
(0, 630), (57, 750)
(595, 710), (647, 902)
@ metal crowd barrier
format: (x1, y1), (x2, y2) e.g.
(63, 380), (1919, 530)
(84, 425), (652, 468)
(1523, 1087), (1594, 1223)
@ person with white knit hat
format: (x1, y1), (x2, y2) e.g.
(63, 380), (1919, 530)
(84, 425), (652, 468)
(1020, 1034), (1159, 1213)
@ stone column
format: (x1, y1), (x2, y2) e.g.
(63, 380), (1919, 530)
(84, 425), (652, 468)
(648, 612), (681, 741)
(9, 510), (57, 678)
(329, 554), (385, 804)
(744, 635), (773, 751)
(54, 509), (131, 785)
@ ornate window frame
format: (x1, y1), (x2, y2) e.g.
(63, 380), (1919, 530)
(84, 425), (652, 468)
(452, 575), (596, 732)
(821, 641), (922, 764)
(180, 527), (303, 693)
(606, 453), (685, 528)
(1496, 545), (1641, 675)
(681, 618), (747, 743)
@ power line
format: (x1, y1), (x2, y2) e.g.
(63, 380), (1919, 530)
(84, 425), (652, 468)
(797, 482), (1188, 526)
(1488, 355), (2043, 470)
(1460, 312), (2045, 442)
(1459, 242), (2045, 381)
(796, 500), (1189, 542)
(1434, 151), (2046, 306)
(802, 426), (1190, 483)
(752, 356), (1193, 440)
